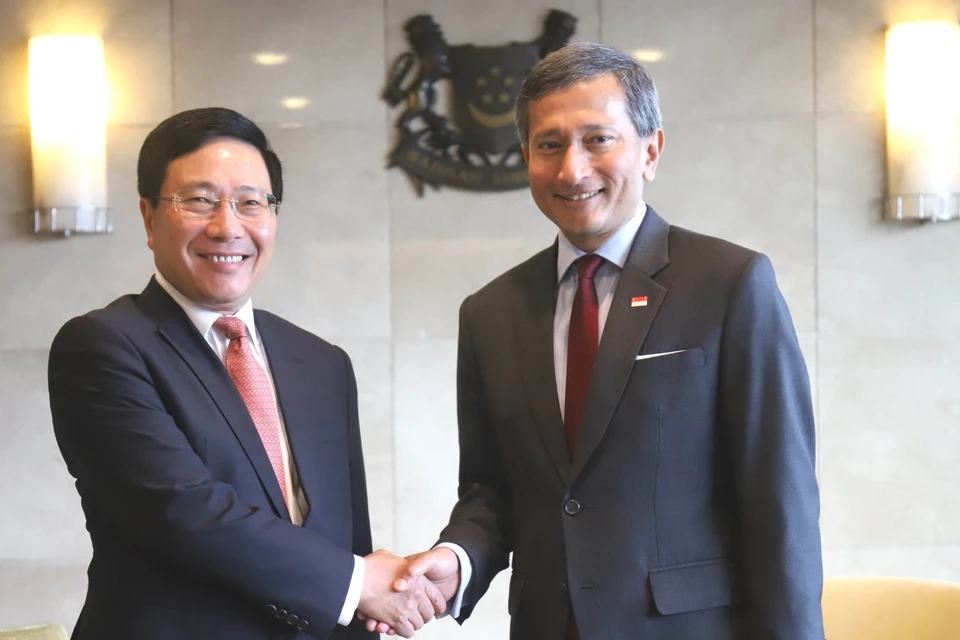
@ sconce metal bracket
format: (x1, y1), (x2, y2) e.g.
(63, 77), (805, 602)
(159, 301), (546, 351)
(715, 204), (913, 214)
(33, 206), (113, 237)
(886, 193), (960, 223)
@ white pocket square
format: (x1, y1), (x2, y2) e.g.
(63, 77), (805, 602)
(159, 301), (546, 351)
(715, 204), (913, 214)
(635, 349), (688, 361)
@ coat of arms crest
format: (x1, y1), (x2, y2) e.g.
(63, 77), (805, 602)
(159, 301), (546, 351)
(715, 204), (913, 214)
(383, 11), (577, 195)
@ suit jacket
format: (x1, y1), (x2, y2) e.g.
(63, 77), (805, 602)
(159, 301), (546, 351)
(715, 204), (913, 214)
(48, 278), (377, 640)
(439, 208), (824, 639)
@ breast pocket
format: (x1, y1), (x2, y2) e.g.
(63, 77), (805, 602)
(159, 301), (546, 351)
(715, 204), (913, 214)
(633, 347), (706, 378)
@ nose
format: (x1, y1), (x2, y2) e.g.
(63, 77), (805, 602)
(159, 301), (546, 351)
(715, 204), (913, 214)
(558, 145), (592, 185)
(204, 200), (244, 241)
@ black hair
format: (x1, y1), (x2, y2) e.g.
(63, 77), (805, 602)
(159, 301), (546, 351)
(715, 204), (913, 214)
(137, 107), (283, 206)
(516, 43), (662, 148)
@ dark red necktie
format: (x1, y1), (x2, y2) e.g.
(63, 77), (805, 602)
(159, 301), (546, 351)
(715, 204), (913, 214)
(563, 253), (605, 460)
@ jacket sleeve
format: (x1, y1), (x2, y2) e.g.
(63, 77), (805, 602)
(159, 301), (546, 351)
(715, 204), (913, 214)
(437, 294), (512, 622)
(48, 314), (357, 640)
(340, 347), (378, 640)
(719, 253), (825, 639)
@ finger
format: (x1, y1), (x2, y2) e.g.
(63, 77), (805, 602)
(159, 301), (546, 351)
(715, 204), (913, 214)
(421, 578), (448, 617)
(417, 578), (447, 622)
(369, 620), (394, 635)
(395, 553), (438, 591)
(396, 619), (415, 639)
(409, 608), (426, 631)
(415, 590), (436, 624)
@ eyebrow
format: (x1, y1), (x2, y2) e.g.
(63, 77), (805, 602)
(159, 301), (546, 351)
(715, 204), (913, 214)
(532, 124), (616, 140)
(178, 181), (267, 193)
(179, 180), (219, 191)
(236, 184), (267, 193)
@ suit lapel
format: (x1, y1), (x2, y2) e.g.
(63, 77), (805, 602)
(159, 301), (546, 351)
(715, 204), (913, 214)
(513, 244), (571, 483)
(569, 208), (671, 483)
(256, 312), (321, 527)
(136, 278), (291, 520)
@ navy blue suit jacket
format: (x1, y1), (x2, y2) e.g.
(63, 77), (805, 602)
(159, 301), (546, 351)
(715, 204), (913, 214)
(48, 278), (376, 640)
(439, 208), (824, 639)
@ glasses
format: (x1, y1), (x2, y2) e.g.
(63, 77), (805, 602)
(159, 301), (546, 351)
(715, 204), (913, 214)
(156, 187), (279, 219)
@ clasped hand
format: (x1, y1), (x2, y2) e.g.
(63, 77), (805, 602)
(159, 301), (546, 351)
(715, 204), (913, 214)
(357, 548), (461, 637)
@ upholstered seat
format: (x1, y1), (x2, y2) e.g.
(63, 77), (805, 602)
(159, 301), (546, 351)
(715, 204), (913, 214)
(823, 577), (960, 640)
(0, 623), (68, 640)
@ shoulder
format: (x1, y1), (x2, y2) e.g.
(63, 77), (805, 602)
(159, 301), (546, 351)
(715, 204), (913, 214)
(464, 245), (555, 311)
(253, 309), (349, 362)
(668, 225), (761, 274)
(659, 232), (791, 338)
(664, 224), (782, 294)
(51, 293), (144, 351)
(48, 294), (159, 389)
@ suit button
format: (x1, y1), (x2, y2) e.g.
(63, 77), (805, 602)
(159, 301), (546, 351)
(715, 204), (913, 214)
(297, 619), (309, 631)
(265, 604), (278, 616)
(563, 499), (581, 516)
(277, 608), (288, 620)
(286, 613), (299, 625)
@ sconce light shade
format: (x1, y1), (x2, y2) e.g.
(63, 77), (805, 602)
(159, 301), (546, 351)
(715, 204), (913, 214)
(29, 35), (111, 235)
(886, 21), (960, 222)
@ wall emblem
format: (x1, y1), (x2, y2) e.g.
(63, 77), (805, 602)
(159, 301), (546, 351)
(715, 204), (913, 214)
(383, 11), (577, 195)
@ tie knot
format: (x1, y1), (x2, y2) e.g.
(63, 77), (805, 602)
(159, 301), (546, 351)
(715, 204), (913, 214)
(213, 316), (247, 341)
(575, 254), (605, 282)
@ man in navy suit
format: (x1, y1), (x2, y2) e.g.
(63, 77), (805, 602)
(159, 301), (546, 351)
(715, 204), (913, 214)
(373, 43), (824, 639)
(48, 108), (443, 640)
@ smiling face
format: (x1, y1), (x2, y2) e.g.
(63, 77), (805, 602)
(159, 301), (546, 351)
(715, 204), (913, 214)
(523, 74), (664, 252)
(140, 138), (276, 312)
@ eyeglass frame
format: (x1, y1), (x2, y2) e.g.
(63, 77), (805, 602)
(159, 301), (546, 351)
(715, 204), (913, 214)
(153, 188), (280, 218)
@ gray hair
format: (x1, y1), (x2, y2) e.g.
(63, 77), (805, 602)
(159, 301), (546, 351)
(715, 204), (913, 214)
(515, 42), (662, 148)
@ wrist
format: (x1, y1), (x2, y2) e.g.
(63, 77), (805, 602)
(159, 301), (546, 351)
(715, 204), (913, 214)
(435, 546), (459, 568)
(359, 555), (377, 604)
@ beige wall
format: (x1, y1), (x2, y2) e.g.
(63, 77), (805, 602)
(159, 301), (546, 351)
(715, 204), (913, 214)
(1, 0), (959, 636)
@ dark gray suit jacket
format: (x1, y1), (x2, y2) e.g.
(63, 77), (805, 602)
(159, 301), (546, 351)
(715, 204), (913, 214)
(439, 208), (824, 639)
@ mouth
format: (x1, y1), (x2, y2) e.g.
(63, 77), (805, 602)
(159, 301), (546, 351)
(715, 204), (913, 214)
(557, 189), (604, 202)
(198, 253), (250, 264)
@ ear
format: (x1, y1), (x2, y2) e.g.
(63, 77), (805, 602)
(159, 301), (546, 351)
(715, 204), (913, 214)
(140, 198), (156, 251)
(522, 145), (531, 165)
(641, 129), (665, 182)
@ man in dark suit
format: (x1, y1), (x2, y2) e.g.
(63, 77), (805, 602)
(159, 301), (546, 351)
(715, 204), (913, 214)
(48, 108), (443, 640)
(373, 43), (824, 639)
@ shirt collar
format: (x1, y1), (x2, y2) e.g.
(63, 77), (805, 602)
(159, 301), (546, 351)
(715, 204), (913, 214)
(556, 201), (647, 284)
(154, 270), (261, 355)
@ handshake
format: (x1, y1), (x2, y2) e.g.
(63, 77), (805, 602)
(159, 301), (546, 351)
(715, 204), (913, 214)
(357, 546), (461, 638)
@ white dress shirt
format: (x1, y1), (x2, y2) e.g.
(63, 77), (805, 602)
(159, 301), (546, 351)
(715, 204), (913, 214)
(154, 272), (364, 627)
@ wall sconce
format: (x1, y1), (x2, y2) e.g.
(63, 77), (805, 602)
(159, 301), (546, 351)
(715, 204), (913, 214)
(29, 35), (111, 236)
(886, 21), (960, 222)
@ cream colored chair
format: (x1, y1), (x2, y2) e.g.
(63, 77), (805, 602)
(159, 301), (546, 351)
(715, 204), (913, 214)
(0, 624), (68, 640)
(823, 577), (960, 640)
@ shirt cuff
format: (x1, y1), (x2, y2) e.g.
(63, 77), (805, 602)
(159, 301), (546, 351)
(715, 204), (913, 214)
(434, 542), (472, 619)
(337, 554), (365, 626)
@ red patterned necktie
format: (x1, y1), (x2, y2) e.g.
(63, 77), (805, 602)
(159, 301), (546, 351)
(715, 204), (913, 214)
(213, 316), (288, 505)
(564, 253), (605, 459)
